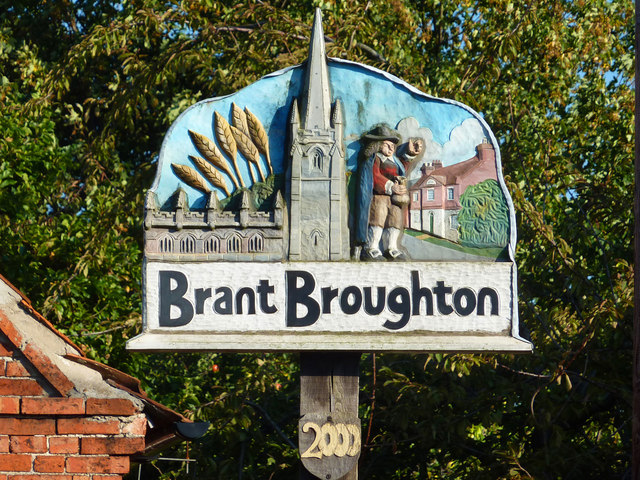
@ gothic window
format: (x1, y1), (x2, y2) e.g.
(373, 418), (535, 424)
(227, 233), (242, 253)
(310, 229), (324, 247)
(248, 233), (264, 252)
(203, 235), (220, 254)
(158, 235), (174, 253)
(311, 148), (323, 171)
(180, 234), (196, 254)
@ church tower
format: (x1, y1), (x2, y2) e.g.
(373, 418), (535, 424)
(287, 9), (349, 261)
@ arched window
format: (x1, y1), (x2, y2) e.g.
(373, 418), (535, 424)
(203, 236), (220, 254)
(180, 234), (196, 254)
(248, 233), (264, 252)
(227, 233), (242, 253)
(158, 235), (174, 253)
(310, 229), (324, 247)
(311, 148), (323, 171)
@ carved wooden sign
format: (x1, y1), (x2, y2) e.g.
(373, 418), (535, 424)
(127, 11), (531, 355)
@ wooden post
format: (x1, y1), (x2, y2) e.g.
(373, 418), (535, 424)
(299, 352), (361, 480)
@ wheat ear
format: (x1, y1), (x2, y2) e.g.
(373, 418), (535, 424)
(245, 107), (273, 175)
(230, 125), (265, 182)
(231, 103), (250, 136)
(188, 130), (240, 189)
(189, 155), (231, 196)
(171, 163), (211, 193)
(214, 111), (245, 188)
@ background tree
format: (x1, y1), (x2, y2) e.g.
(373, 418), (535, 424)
(0, 0), (633, 478)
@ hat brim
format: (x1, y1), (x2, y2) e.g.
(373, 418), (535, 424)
(362, 134), (401, 143)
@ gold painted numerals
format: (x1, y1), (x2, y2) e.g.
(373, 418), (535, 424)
(300, 422), (361, 458)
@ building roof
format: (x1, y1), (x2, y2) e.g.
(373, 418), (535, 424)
(0, 272), (190, 454)
(411, 155), (483, 190)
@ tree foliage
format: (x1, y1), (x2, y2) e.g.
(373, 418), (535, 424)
(0, 0), (633, 478)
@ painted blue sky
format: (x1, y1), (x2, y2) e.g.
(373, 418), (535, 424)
(152, 59), (495, 208)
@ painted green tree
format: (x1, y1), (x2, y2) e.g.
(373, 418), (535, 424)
(0, 0), (633, 478)
(458, 179), (509, 248)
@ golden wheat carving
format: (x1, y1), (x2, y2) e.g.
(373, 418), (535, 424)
(188, 130), (240, 189)
(190, 155), (231, 196)
(171, 164), (211, 193)
(214, 111), (245, 188)
(245, 107), (273, 174)
(231, 103), (250, 136)
(231, 125), (265, 182)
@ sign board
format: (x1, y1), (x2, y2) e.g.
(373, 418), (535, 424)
(127, 11), (531, 354)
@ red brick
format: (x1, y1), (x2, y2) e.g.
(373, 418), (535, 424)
(10, 476), (73, 480)
(48, 436), (79, 454)
(80, 436), (144, 455)
(22, 343), (74, 396)
(0, 453), (32, 471)
(57, 418), (120, 435)
(0, 436), (8, 453)
(0, 340), (13, 356)
(85, 398), (137, 416)
(121, 415), (146, 435)
(0, 418), (55, 435)
(22, 397), (84, 415)
(10, 435), (47, 453)
(5, 360), (29, 377)
(0, 378), (44, 396)
(0, 359), (5, 374)
(66, 456), (129, 474)
(34, 455), (66, 473)
(0, 397), (20, 414)
(0, 311), (24, 347)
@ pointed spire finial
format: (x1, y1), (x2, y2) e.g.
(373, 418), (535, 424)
(300, 8), (331, 130)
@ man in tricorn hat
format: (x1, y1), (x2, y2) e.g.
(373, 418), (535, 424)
(355, 124), (418, 260)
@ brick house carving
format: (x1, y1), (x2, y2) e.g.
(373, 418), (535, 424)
(0, 274), (192, 478)
(408, 141), (498, 242)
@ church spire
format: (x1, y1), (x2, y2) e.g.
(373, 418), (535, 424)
(300, 8), (331, 130)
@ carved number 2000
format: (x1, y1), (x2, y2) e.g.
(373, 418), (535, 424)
(301, 422), (360, 458)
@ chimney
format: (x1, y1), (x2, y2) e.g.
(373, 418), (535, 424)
(476, 139), (495, 164)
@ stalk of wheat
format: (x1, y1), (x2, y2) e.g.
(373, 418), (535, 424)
(231, 125), (265, 182)
(214, 111), (245, 188)
(189, 155), (231, 196)
(232, 103), (250, 136)
(245, 107), (273, 175)
(171, 164), (211, 193)
(188, 130), (240, 190)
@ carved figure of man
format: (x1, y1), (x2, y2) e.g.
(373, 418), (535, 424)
(355, 125), (422, 260)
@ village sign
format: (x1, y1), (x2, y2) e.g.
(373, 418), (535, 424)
(126, 11), (532, 354)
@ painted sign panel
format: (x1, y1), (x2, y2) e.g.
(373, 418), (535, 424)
(127, 11), (531, 353)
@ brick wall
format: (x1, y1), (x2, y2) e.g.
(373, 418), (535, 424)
(0, 338), (147, 479)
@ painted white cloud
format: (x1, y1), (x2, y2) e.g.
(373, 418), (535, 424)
(440, 118), (488, 166)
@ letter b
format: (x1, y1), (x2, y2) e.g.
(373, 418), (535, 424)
(159, 270), (194, 327)
(286, 271), (320, 327)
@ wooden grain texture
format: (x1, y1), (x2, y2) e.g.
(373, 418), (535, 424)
(300, 352), (360, 480)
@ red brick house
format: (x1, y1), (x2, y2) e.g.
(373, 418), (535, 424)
(0, 273), (192, 478)
(408, 141), (498, 242)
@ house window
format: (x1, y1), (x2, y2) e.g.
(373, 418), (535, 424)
(203, 236), (220, 254)
(158, 235), (174, 253)
(248, 233), (264, 252)
(447, 187), (455, 200)
(450, 214), (459, 229)
(227, 233), (242, 253)
(180, 235), (196, 254)
(427, 189), (434, 201)
(412, 192), (419, 202)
